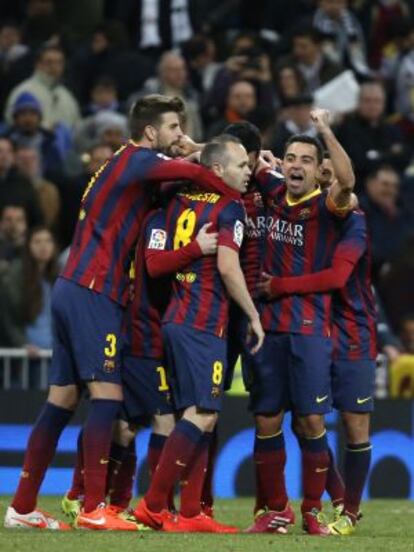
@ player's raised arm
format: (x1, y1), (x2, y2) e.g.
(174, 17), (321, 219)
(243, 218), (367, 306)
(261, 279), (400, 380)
(310, 108), (355, 210)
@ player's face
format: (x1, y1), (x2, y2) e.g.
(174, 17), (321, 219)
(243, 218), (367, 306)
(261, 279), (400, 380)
(154, 112), (184, 157)
(283, 141), (320, 198)
(317, 157), (335, 190)
(221, 142), (251, 193)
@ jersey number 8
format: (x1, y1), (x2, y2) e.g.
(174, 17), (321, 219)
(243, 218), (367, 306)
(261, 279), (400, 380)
(174, 208), (196, 249)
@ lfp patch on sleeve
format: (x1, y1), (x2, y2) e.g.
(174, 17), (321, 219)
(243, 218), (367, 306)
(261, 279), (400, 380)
(148, 229), (167, 250)
(233, 220), (244, 247)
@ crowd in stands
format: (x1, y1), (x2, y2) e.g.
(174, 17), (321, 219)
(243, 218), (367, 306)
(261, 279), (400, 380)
(0, 0), (413, 395)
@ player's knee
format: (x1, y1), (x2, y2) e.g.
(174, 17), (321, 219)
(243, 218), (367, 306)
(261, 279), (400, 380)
(255, 412), (283, 436)
(88, 381), (123, 401)
(183, 407), (218, 432)
(113, 419), (136, 447)
(341, 411), (370, 444)
(151, 413), (175, 436)
(48, 384), (79, 410)
(299, 414), (325, 438)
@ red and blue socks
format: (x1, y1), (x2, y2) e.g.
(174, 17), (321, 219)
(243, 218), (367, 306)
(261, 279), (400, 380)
(109, 440), (137, 509)
(145, 419), (203, 513)
(180, 432), (212, 518)
(67, 428), (84, 500)
(12, 402), (72, 513)
(301, 430), (330, 514)
(344, 442), (372, 522)
(82, 399), (121, 513)
(326, 446), (345, 507)
(201, 425), (218, 512)
(254, 430), (288, 513)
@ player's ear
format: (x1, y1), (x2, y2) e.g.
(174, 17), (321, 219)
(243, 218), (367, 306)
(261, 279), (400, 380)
(144, 124), (157, 143)
(211, 161), (224, 178)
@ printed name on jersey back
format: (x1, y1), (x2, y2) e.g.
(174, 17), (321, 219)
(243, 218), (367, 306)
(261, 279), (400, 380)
(148, 228), (167, 250)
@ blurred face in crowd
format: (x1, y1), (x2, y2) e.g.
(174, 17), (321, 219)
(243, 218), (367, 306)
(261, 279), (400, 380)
(159, 53), (187, 90)
(92, 31), (109, 54)
(37, 49), (65, 80)
(288, 103), (313, 129)
(277, 67), (302, 99)
(400, 319), (414, 354)
(214, 142), (251, 193)
(366, 167), (400, 210)
(319, 0), (347, 20)
(317, 157), (335, 189)
(358, 83), (385, 123)
(227, 81), (256, 117)
(0, 25), (21, 51)
(15, 147), (40, 179)
(0, 138), (14, 174)
(92, 84), (117, 108)
(14, 109), (41, 134)
(293, 36), (320, 65)
(27, 0), (55, 17)
(29, 228), (56, 264)
(283, 141), (320, 198)
(87, 145), (112, 175)
(0, 206), (27, 243)
(101, 127), (125, 151)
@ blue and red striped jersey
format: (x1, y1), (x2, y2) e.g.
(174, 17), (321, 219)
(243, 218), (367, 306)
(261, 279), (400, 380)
(240, 180), (266, 296)
(123, 210), (170, 360)
(260, 180), (344, 336)
(61, 142), (237, 306)
(162, 191), (246, 337)
(332, 210), (378, 360)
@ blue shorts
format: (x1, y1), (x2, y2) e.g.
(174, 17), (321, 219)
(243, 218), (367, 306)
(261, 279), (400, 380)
(225, 304), (248, 391)
(49, 278), (124, 386)
(332, 359), (376, 412)
(249, 333), (333, 415)
(121, 356), (174, 423)
(162, 323), (227, 412)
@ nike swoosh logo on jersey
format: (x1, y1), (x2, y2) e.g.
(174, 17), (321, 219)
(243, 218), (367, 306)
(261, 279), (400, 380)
(99, 458), (109, 464)
(175, 460), (186, 467)
(316, 395), (328, 404)
(357, 396), (372, 404)
(79, 516), (106, 526)
(315, 467), (329, 473)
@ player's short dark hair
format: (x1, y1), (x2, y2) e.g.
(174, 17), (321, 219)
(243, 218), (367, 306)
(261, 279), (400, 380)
(129, 94), (185, 140)
(223, 121), (262, 155)
(284, 134), (324, 164)
(200, 134), (242, 169)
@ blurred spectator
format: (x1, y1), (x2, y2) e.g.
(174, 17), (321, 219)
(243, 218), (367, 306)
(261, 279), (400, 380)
(69, 20), (153, 105)
(3, 91), (63, 178)
(0, 137), (43, 227)
(360, 165), (414, 279)
(206, 80), (258, 138)
(0, 203), (27, 271)
(261, 0), (316, 47)
(335, 81), (410, 183)
(376, 287), (402, 363)
(313, 0), (371, 77)
(203, 33), (275, 124)
(74, 110), (128, 154)
(380, 18), (414, 84)
(82, 76), (122, 116)
(0, 225), (58, 353)
(279, 24), (344, 93)
(368, 0), (411, 70)
(21, 0), (61, 49)
(113, 0), (196, 56)
(0, 21), (29, 70)
(389, 315), (414, 398)
(14, 145), (60, 229)
(132, 50), (202, 141)
(269, 95), (317, 156)
(273, 62), (308, 116)
(316, 151), (335, 190)
(181, 34), (221, 95)
(395, 42), (414, 125)
(59, 144), (112, 248)
(4, 45), (81, 130)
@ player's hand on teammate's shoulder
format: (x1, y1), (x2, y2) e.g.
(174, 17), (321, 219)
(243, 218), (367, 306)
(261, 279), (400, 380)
(247, 316), (265, 354)
(310, 108), (332, 132)
(196, 222), (218, 255)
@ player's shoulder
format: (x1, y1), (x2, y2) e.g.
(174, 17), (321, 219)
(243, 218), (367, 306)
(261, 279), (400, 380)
(219, 196), (246, 216)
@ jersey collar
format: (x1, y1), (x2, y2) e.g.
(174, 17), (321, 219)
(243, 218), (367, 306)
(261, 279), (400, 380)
(286, 185), (321, 206)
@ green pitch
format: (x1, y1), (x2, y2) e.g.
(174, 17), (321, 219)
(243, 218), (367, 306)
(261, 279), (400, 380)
(1, 497), (413, 552)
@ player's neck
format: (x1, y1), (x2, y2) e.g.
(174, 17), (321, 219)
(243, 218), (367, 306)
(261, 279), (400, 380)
(129, 138), (153, 149)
